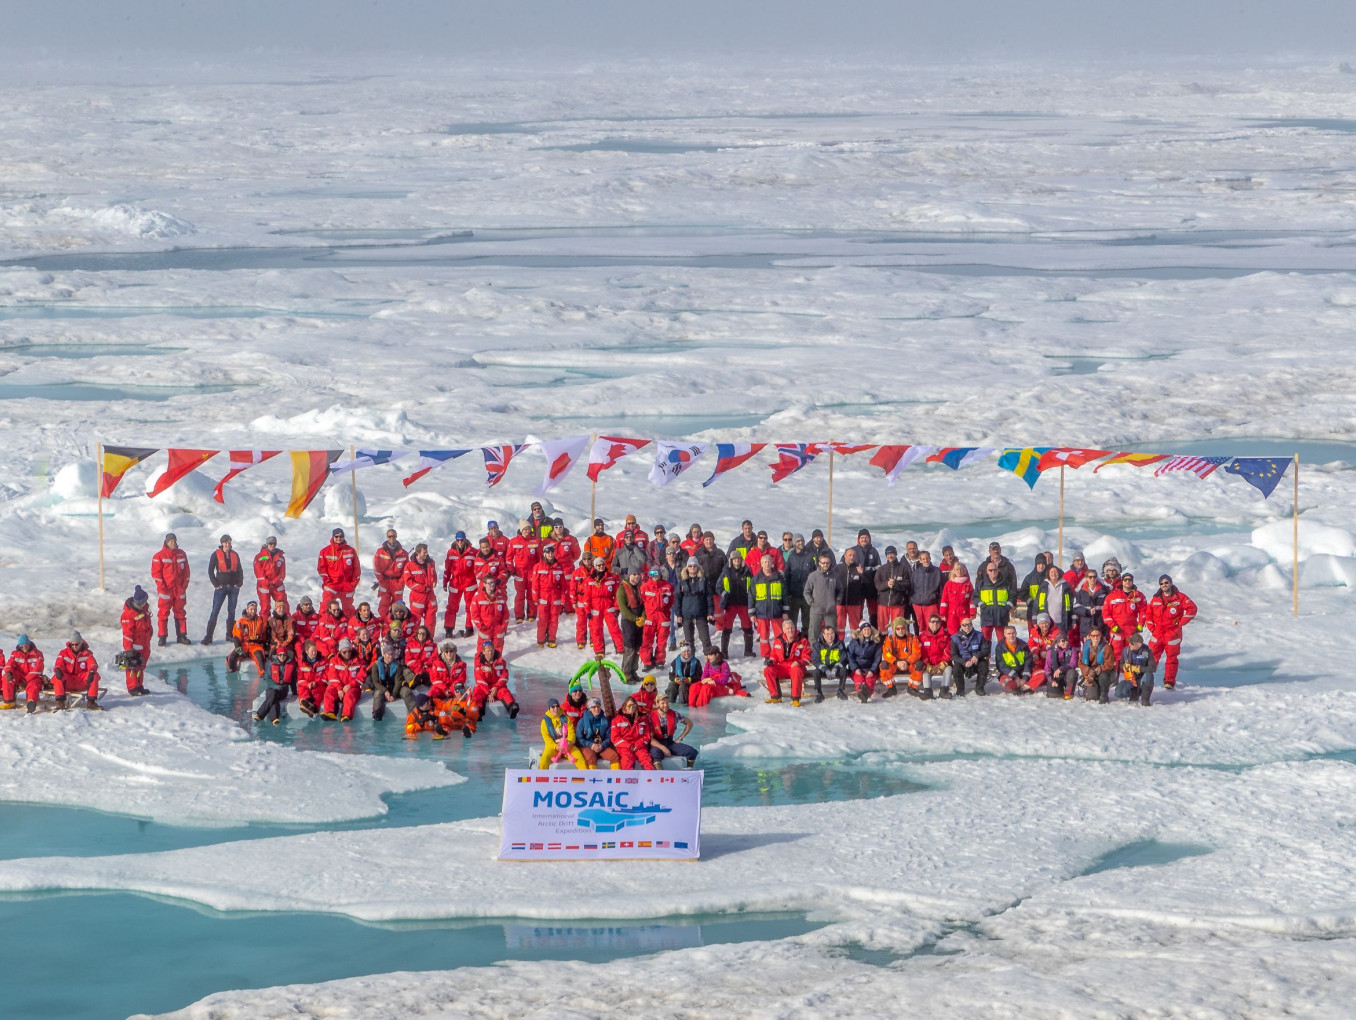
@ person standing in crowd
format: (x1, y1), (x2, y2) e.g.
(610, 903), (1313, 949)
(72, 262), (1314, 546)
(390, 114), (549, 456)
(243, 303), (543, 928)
(639, 566), (673, 668)
(1063, 553), (1088, 588)
(1103, 572), (1148, 663)
(1071, 567), (1107, 645)
(852, 530), (882, 623)
(806, 529), (835, 567)
(442, 531), (477, 638)
(587, 558), (624, 656)
(584, 518), (615, 571)
(1017, 554), (1048, 620)
(572, 551), (596, 649)
(748, 553), (786, 659)
(508, 520), (542, 622)
(372, 528), (408, 618)
(727, 519), (757, 561)
(471, 576), (511, 652)
(483, 519), (510, 560)
(1035, 563), (1074, 637)
(611, 527), (647, 579)
(874, 545), (911, 632)
(317, 527), (361, 616)
(1147, 574), (1197, 690)
(681, 524), (704, 558)
(119, 585), (152, 696)
(401, 542), (439, 632)
(151, 532), (191, 647)
(783, 533), (815, 635)
(676, 560), (714, 654)
(530, 543), (567, 648)
(647, 524), (670, 574)
(615, 514), (648, 552)
(909, 550), (943, 634)
(201, 534), (243, 646)
(983, 542), (1018, 594)
(835, 547), (870, 635)
(694, 532), (727, 614)
(976, 559), (1014, 651)
(253, 536), (288, 617)
(804, 552), (842, 642)
(616, 567), (646, 684)
(718, 550), (754, 659)
(748, 530), (783, 573)
(527, 501), (552, 539)
(940, 563), (974, 637)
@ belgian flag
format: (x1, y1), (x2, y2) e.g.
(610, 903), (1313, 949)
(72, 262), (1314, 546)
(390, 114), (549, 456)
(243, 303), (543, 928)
(100, 446), (158, 498)
(285, 450), (341, 519)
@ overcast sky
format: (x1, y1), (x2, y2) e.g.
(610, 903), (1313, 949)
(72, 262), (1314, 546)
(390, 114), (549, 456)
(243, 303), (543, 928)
(3, 0), (1353, 58)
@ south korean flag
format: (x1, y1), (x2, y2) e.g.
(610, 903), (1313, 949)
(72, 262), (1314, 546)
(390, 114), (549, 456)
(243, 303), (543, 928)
(648, 442), (709, 487)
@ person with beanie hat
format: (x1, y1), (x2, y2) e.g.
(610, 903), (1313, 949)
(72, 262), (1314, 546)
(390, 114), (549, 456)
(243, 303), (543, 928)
(150, 532), (192, 646)
(120, 584), (154, 695)
(253, 536), (289, 618)
(2, 634), (46, 712)
(51, 631), (102, 711)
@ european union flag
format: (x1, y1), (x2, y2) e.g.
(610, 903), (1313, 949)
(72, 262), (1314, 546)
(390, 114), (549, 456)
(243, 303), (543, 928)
(997, 447), (1054, 489)
(1224, 457), (1291, 499)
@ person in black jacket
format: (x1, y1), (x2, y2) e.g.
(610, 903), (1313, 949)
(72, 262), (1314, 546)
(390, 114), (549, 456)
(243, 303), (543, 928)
(718, 552), (754, 658)
(908, 550), (944, 634)
(202, 534), (243, 645)
(676, 561), (715, 654)
(850, 529), (882, 624)
(693, 533), (728, 614)
(783, 534), (817, 636)
(874, 546), (912, 632)
(805, 529), (836, 568)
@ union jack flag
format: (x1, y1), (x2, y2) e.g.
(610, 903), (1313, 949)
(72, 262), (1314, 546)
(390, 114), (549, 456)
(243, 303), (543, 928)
(1153, 455), (1230, 478)
(483, 444), (526, 487)
(770, 443), (824, 483)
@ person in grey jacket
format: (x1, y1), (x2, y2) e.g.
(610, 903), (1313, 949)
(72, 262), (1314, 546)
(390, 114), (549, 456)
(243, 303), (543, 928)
(611, 529), (648, 578)
(783, 533), (817, 635)
(803, 553), (843, 644)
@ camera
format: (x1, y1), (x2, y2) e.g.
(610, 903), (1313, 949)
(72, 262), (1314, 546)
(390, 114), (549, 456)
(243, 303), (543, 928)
(114, 650), (143, 670)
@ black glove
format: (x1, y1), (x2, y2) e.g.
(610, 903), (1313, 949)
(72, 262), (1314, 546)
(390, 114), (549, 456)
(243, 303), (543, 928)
(764, 657), (774, 667)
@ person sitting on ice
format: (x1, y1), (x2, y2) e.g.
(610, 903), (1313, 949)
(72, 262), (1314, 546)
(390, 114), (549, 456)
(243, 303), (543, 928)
(228, 600), (268, 674)
(689, 647), (746, 708)
(404, 692), (450, 740)
(609, 695), (656, 770)
(562, 683), (589, 723)
(321, 638), (366, 721)
(51, 631), (101, 711)
(367, 640), (418, 722)
(119, 585), (153, 696)
(810, 621), (849, 703)
(916, 613), (954, 700)
(762, 618), (810, 706)
(879, 616), (921, 698)
(949, 616), (987, 696)
(1117, 632), (1156, 706)
(995, 625), (1034, 694)
(471, 641), (519, 718)
(649, 694), (698, 766)
(254, 644), (295, 726)
(845, 622), (882, 702)
(2, 634), (45, 712)
(539, 699), (588, 768)
(1078, 627), (1117, 704)
(576, 697), (621, 768)
(667, 641), (703, 705)
(1044, 631), (1080, 699)
(295, 639), (328, 716)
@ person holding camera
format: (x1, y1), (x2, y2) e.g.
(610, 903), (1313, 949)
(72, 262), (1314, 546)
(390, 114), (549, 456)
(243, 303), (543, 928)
(119, 585), (153, 697)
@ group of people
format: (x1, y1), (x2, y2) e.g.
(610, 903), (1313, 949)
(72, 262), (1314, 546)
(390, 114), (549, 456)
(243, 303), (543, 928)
(1, 506), (1196, 716)
(539, 668), (699, 771)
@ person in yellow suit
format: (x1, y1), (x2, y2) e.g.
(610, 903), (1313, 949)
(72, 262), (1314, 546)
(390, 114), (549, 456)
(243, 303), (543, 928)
(539, 699), (588, 768)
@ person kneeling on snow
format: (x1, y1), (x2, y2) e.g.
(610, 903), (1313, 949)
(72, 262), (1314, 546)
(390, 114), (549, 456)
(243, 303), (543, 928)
(539, 699), (588, 768)
(1078, 628), (1116, 704)
(228, 601), (268, 674)
(576, 697), (621, 769)
(995, 626), (1033, 694)
(254, 645), (295, 726)
(1116, 632), (1156, 706)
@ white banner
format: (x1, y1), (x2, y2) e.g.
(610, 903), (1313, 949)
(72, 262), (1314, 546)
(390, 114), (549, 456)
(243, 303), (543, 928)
(498, 769), (702, 860)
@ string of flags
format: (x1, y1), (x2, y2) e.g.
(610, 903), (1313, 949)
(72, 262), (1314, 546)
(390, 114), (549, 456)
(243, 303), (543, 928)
(98, 436), (1298, 518)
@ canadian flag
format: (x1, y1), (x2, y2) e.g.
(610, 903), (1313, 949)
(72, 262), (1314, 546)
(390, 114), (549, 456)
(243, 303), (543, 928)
(536, 435), (590, 495)
(586, 436), (651, 482)
(213, 450), (281, 503)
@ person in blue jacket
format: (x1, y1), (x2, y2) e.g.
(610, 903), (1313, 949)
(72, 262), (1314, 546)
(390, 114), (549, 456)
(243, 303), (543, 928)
(575, 697), (620, 768)
(844, 622), (883, 702)
(950, 617), (988, 696)
(1116, 632), (1156, 706)
(666, 641), (703, 705)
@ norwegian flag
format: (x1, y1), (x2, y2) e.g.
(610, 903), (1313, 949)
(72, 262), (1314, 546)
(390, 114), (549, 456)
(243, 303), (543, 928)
(402, 449), (471, 488)
(212, 450), (280, 503)
(536, 435), (590, 494)
(1153, 455), (1230, 479)
(483, 444), (527, 488)
(770, 443), (824, 483)
(702, 442), (765, 487)
(868, 445), (933, 486)
(586, 436), (651, 482)
(1036, 448), (1112, 471)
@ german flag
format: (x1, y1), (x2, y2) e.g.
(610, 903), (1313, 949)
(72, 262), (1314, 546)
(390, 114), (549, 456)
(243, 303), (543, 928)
(100, 446), (158, 498)
(284, 450), (341, 519)
(1093, 452), (1170, 473)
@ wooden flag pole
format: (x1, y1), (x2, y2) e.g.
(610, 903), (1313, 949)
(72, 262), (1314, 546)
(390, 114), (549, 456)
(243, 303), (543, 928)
(1293, 452), (1300, 616)
(350, 445), (361, 563)
(826, 442), (836, 547)
(96, 442), (106, 591)
(589, 433), (597, 522)
(1058, 464), (1065, 568)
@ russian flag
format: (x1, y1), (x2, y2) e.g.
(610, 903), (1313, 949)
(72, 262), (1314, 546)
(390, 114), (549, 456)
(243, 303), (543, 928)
(702, 442), (766, 487)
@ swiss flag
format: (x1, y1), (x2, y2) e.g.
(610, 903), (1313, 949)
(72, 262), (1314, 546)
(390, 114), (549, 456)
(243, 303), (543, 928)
(587, 436), (650, 482)
(535, 436), (590, 495)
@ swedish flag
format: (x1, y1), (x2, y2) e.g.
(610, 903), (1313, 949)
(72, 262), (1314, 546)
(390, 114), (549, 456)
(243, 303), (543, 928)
(997, 447), (1053, 489)
(1224, 457), (1291, 499)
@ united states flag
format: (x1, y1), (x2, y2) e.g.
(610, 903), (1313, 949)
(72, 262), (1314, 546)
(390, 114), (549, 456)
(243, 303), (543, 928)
(1153, 455), (1230, 479)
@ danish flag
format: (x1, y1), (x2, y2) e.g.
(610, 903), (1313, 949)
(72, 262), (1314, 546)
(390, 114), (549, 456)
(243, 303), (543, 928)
(213, 450), (280, 503)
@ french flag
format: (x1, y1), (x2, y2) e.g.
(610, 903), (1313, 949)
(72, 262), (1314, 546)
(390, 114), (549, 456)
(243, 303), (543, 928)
(702, 442), (765, 487)
(401, 449), (471, 488)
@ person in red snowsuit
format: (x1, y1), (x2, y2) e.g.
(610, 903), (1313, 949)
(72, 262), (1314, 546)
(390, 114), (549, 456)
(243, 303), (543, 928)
(253, 536), (288, 617)
(614, 515), (648, 553)
(150, 532), (191, 646)
(291, 596), (321, 659)
(472, 538), (505, 588)
(471, 642), (518, 716)
(470, 578), (510, 652)
(347, 602), (381, 642)
(763, 618), (810, 704)
(1025, 613), (1062, 691)
(550, 522), (581, 604)
(322, 639), (366, 720)
(587, 560), (624, 656)
(120, 585), (153, 695)
(1, 635), (45, 711)
(295, 640), (328, 716)
(426, 642), (469, 701)
(640, 568), (674, 668)
(51, 631), (101, 710)
(508, 521), (543, 622)
(372, 528), (408, 618)
(482, 520), (510, 560)
(403, 624), (439, 675)
(401, 543), (439, 632)
(529, 544), (567, 647)
(1102, 573), (1148, 663)
(939, 564), (975, 636)
(1146, 575), (1197, 690)
(441, 531), (478, 638)
(311, 598), (348, 659)
(609, 695), (655, 769)
(316, 527), (361, 615)
(571, 552), (595, 648)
